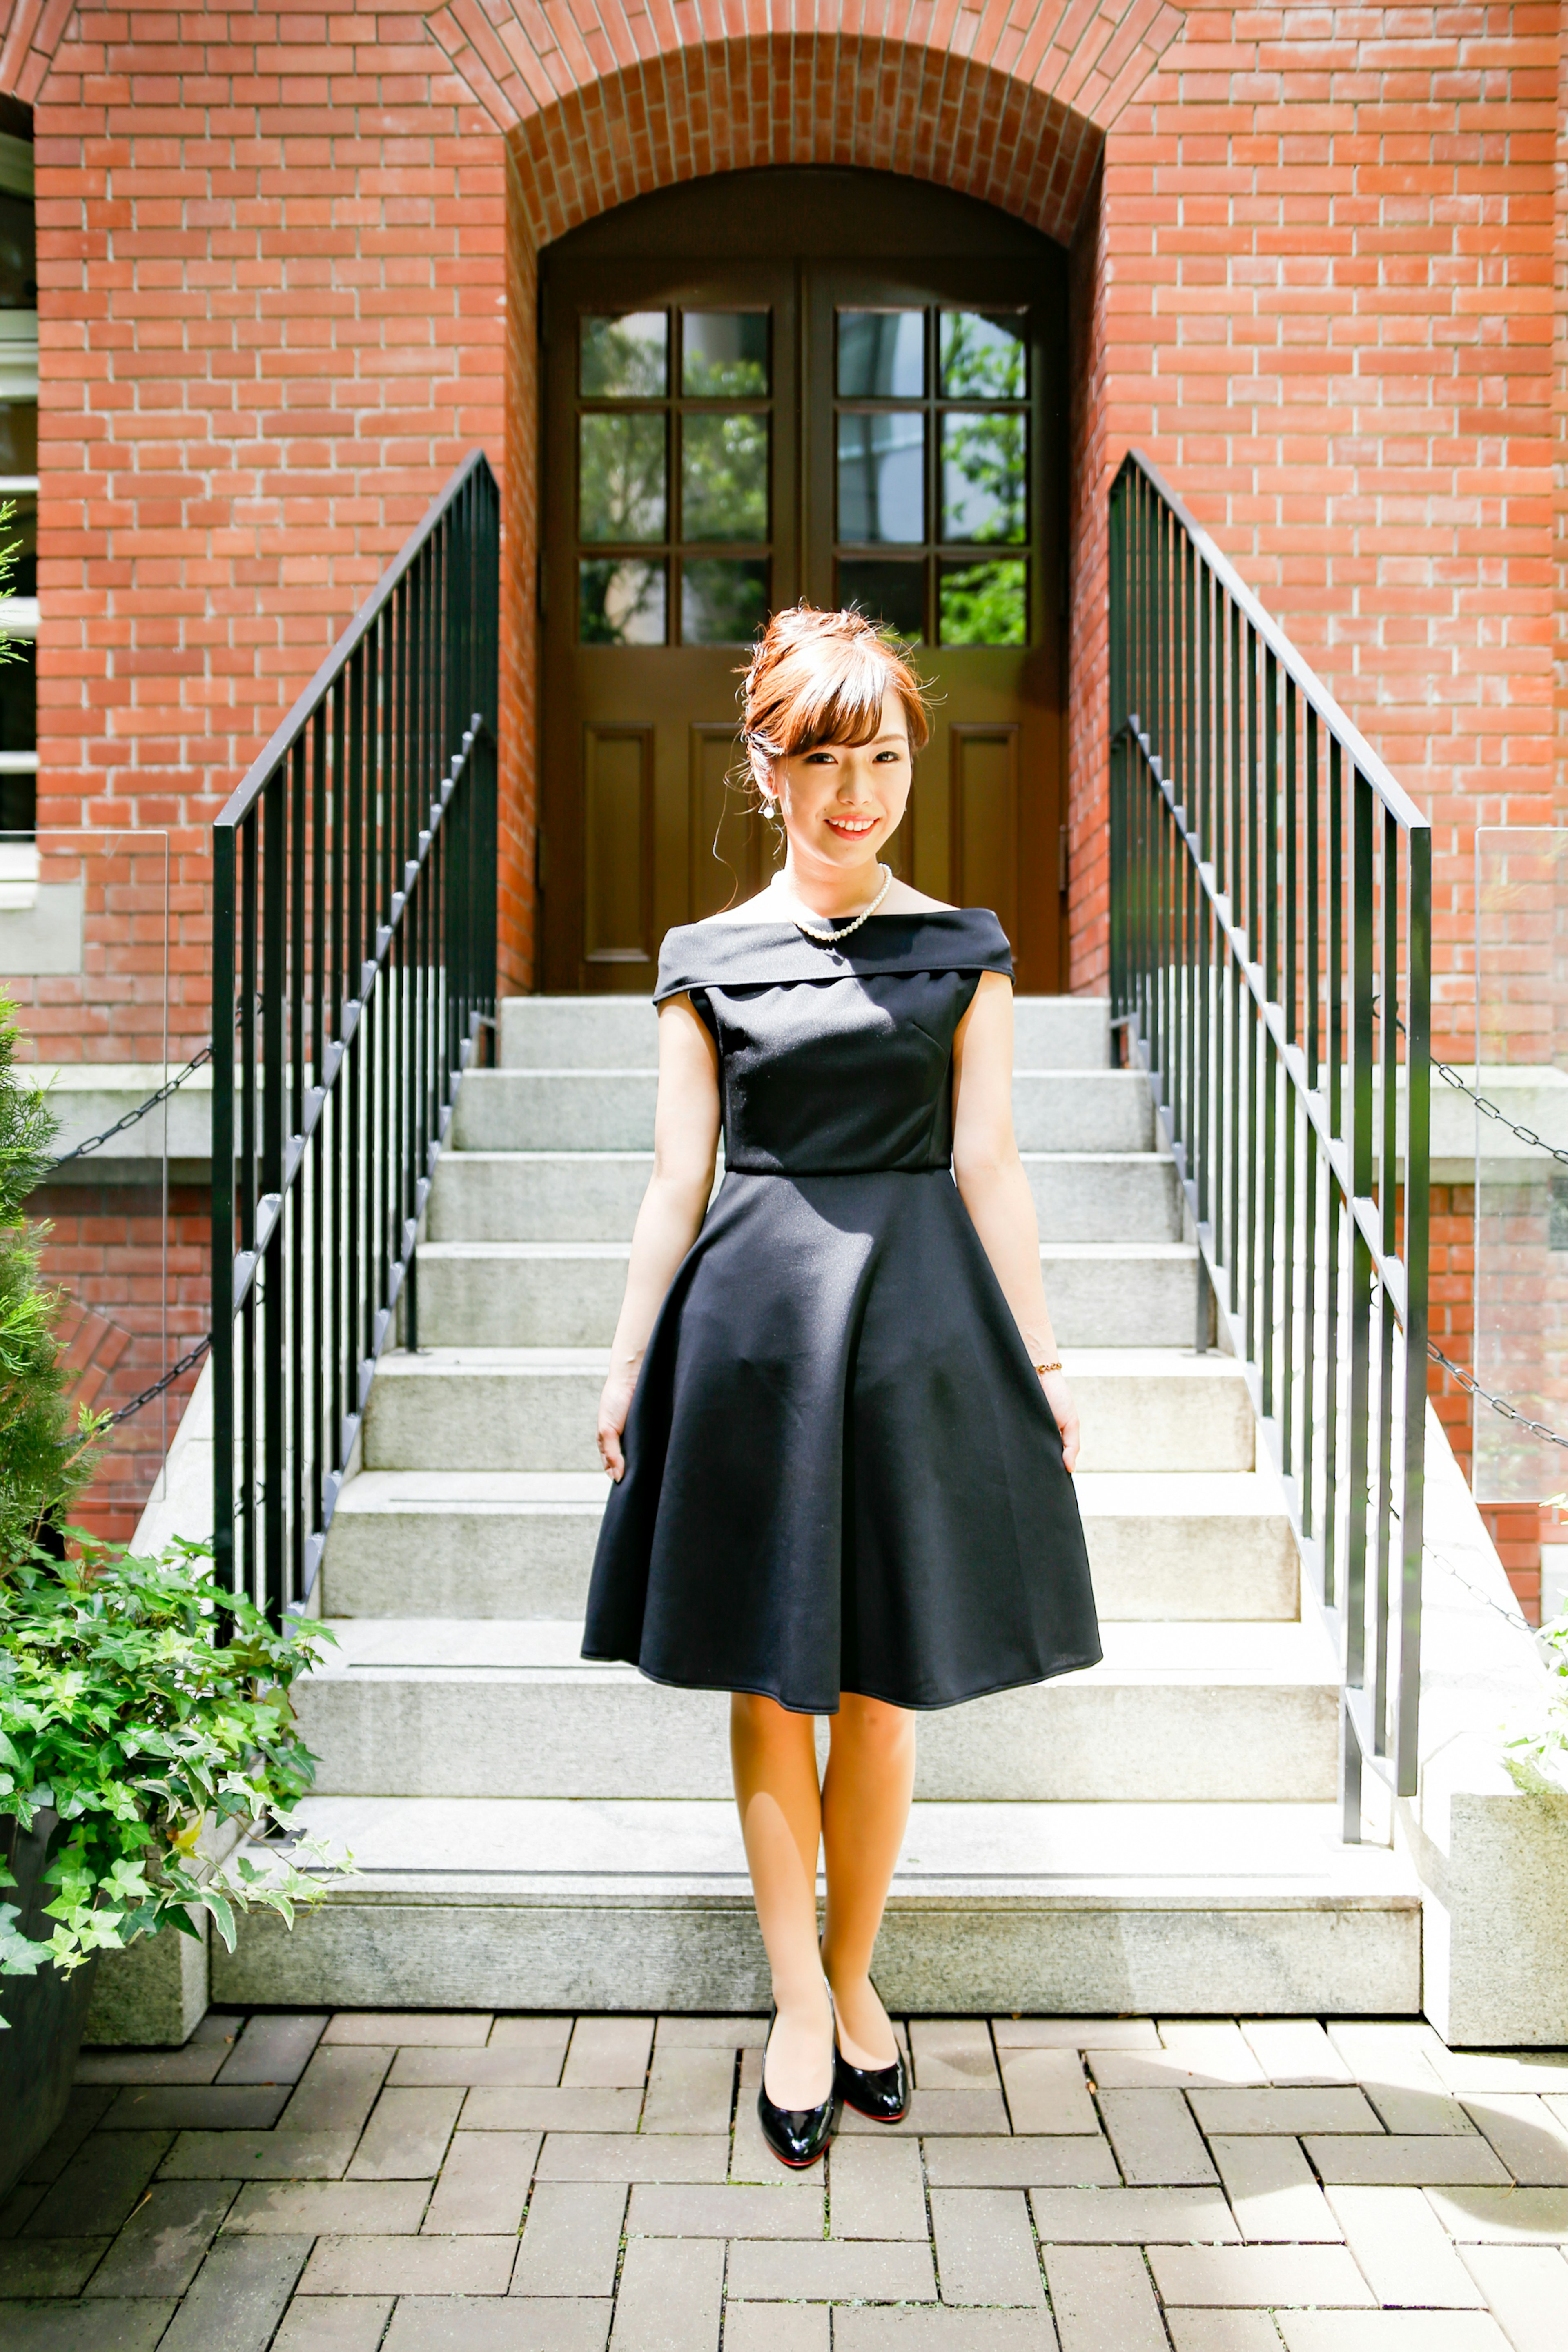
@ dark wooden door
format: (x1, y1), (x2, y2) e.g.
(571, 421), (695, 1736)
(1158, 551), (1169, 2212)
(539, 173), (1067, 993)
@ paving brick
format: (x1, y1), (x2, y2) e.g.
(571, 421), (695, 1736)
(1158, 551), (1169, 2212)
(158, 2233), (313, 2352)
(1209, 2137), (1341, 2243)
(830, 2134), (927, 2238)
(324, 2013), (493, 2047)
(0, 2238), (111, 2294)
(609, 2236), (723, 2348)
(100, 2085), (290, 2132)
(274, 2299), (396, 2350)
(838, 2091), (1009, 2137)
(1457, 2244), (1568, 2351)
(1192, 2088), (1381, 2137)
(1157, 2025), (1265, 2086)
(225, 2180), (431, 2234)
(724, 2308), (829, 2352)
(463, 2089), (643, 2134)
(1237, 2021), (1352, 2087)
(283, 2047), (396, 2137)
(158, 2131), (357, 2180)
(910, 2022), (1000, 2092)
(1042, 2243), (1167, 2350)
(999, 2049), (1098, 2134)
(1098, 2090), (1215, 2186)
(564, 2019), (653, 2089)
(511, 2182), (625, 2295)
(1327, 2027), (1470, 2135)
(1149, 2244), (1378, 2306)
(384, 2296), (611, 2349)
(653, 2017), (767, 2049)
(1326, 2186), (1486, 2309)
(832, 2315), (1055, 2347)
(536, 2135), (728, 2184)
(487, 2019), (572, 2058)
(1425, 2187), (1568, 2243)
(728, 2238), (938, 2299)
(1461, 2098), (1568, 2187)
(0, 2301), (176, 2350)
(1167, 2319), (1285, 2352)
(349, 2088), (463, 2180)
(731, 2061), (776, 2183)
(300, 2233), (517, 2295)
(23, 2133), (172, 2238)
(996, 2020), (1159, 2051)
(1307, 2138), (1510, 2187)
(1432, 2055), (1568, 2101)
(20, 2093), (114, 2186)
(1089, 2051), (1227, 2092)
(75, 2049), (227, 2086)
(392, 2047), (567, 2089)
(1028, 2187), (1238, 2244)
(84, 2181), (235, 2296)
(423, 2131), (540, 2234)
(639, 2046), (734, 2134)
(0, 2185), (47, 2238)
(627, 2183), (822, 2237)
(217, 2015), (327, 2085)
(924, 2138), (1117, 2190)
(931, 2188), (1043, 2306)
(1275, 2319), (1511, 2350)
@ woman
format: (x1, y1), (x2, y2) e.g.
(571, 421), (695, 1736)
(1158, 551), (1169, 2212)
(584, 605), (1099, 2168)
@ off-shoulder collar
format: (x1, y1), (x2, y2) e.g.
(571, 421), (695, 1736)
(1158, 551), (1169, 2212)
(654, 907), (1012, 1002)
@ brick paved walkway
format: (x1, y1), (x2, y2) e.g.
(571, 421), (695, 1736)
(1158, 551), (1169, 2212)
(4, 2011), (1568, 2348)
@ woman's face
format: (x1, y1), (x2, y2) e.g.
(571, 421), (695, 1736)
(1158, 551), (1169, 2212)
(769, 690), (912, 875)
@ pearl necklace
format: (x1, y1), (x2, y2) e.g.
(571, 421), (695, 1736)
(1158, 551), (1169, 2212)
(777, 864), (893, 944)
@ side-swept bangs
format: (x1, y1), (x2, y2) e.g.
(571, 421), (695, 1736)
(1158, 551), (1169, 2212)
(741, 606), (931, 762)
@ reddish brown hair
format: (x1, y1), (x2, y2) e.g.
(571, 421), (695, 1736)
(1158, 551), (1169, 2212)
(739, 605), (932, 770)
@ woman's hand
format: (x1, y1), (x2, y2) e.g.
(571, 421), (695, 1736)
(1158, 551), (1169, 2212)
(1040, 1368), (1080, 1474)
(597, 1364), (639, 1482)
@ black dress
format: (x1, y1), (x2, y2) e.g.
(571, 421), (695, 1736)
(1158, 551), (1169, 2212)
(581, 908), (1101, 1714)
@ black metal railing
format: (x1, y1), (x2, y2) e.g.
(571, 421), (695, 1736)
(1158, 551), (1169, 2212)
(1109, 450), (1431, 1833)
(212, 454), (499, 1624)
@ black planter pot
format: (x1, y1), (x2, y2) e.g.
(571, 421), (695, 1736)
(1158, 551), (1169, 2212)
(0, 1810), (100, 2202)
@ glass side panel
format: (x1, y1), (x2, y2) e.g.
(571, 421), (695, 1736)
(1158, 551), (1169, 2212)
(940, 310), (1027, 401)
(0, 193), (35, 309)
(0, 397), (35, 474)
(683, 311), (769, 397)
(7, 489), (34, 595)
(682, 558), (770, 645)
(837, 558), (924, 642)
(580, 311), (668, 398)
(579, 559), (667, 645)
(0, 634), (35, 744)
(681, 413), (769, 543)
(940, 412), (1027, 545)
(939, 559), (1027, 645)
(837, 412), (924, 544)
(837, 310), (924, 399)
(579, 413), (667, 543)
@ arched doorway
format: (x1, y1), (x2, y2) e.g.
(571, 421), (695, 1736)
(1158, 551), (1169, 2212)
(537, 168), (1069, 993)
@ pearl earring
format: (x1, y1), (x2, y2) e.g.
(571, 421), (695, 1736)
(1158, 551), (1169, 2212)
(762, 797), (777, 819)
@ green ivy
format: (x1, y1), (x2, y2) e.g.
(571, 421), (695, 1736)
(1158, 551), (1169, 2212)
(0, 1535), (348, 1996)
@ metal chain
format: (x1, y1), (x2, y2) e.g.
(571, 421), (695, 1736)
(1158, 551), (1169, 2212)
(1429, 1054), (1568, 1171)
(102, 1333), (212, 1427)
(48, 1046), (214, 1170)
(1428, 1341), (1568, 1452)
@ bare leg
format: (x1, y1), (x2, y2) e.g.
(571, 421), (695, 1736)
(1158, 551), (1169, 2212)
(730, 1693), (833, 2107)
(820, 1693), (915, 2068)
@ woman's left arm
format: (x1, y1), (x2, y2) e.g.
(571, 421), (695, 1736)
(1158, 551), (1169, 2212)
(950, 971), (1080, 1472)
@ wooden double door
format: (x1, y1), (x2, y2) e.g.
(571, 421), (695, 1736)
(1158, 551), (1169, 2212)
(538, 171), (1069, 993)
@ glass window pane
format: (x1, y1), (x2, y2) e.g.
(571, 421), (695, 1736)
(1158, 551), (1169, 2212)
(580, 311), (668, 398)
(579, 413), (666, 543)
(0, 194), (34, 310)
(681, 414), (768, 543)
(837, 412), (924, 544)
(939, 559), (1027, 646)
(941, 412), (1026, 545)
(683, 312), (769, 397)
(940, 310), (1027, 400)
(682, 559), (769, 645)
(0, 399), (36, 475)
(837, 310), (924, 398)
(0, 768), (33, 834)
(5, 491), (35, 596)
(837, 558), (924, 643)
(579, 559), (666, 645)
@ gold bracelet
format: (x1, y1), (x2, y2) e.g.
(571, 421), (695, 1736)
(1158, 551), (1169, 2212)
(1034, 1359), (1062, 1376)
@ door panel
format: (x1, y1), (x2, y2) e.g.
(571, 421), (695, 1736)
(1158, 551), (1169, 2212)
(951, 723), (1019, 949)
(582, 725), (654, 963)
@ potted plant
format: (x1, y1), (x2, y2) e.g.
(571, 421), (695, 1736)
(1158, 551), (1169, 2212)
(0, 992), (344, 2196)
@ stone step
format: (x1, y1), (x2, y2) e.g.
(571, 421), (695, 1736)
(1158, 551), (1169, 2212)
(293, 1617), (1339, 1804)
(361, 1348), (1259, 1475)
(428, 1149), (1183, 1246)
(412, 1238), (1205, 1349)
(453, 1068), (1154, 1154)
(323, 1469), (1299, 1624)
(217, 1793), (1421, 2015)
(499, 993), (1113, 1073)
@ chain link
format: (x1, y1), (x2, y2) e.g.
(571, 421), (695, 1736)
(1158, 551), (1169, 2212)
(102, 1334), (212, 1428)
(48, 1046), (214, 1170)
(1429, 1054), (1568, 1171)
(1428, 1341), (1568, 1453)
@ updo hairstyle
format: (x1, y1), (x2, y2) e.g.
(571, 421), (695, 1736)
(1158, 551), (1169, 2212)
(739, 606), (931, 806)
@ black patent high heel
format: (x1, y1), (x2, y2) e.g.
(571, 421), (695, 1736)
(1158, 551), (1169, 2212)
(757, 1992), (839, 2169)
(830, 1981), (910, 2123)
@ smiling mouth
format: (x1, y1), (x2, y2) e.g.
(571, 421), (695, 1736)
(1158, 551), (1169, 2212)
(825, 815), (878, 836)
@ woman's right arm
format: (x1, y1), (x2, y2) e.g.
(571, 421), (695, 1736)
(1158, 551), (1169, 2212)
(597, 993), (722, 1480)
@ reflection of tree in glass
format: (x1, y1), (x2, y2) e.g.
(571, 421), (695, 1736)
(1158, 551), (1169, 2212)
(682, 313), (768, 398)
(942, 412), (1026, 546)
(579, 414), (666, 543)
(682, 415), (768, 542)
(580, 559), (666, 645)
(940, 312), (1025, 401)
(581, 313), (667, 397)
(683, 560), (768, 645)
(940, 560), (1026, 646)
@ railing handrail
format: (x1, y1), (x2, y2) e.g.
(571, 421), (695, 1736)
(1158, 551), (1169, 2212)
(215, 451), (496, 834)
(1118, 450), (1429, 837)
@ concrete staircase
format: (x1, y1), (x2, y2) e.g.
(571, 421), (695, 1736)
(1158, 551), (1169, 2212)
(217, 996), (1422, 2017)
